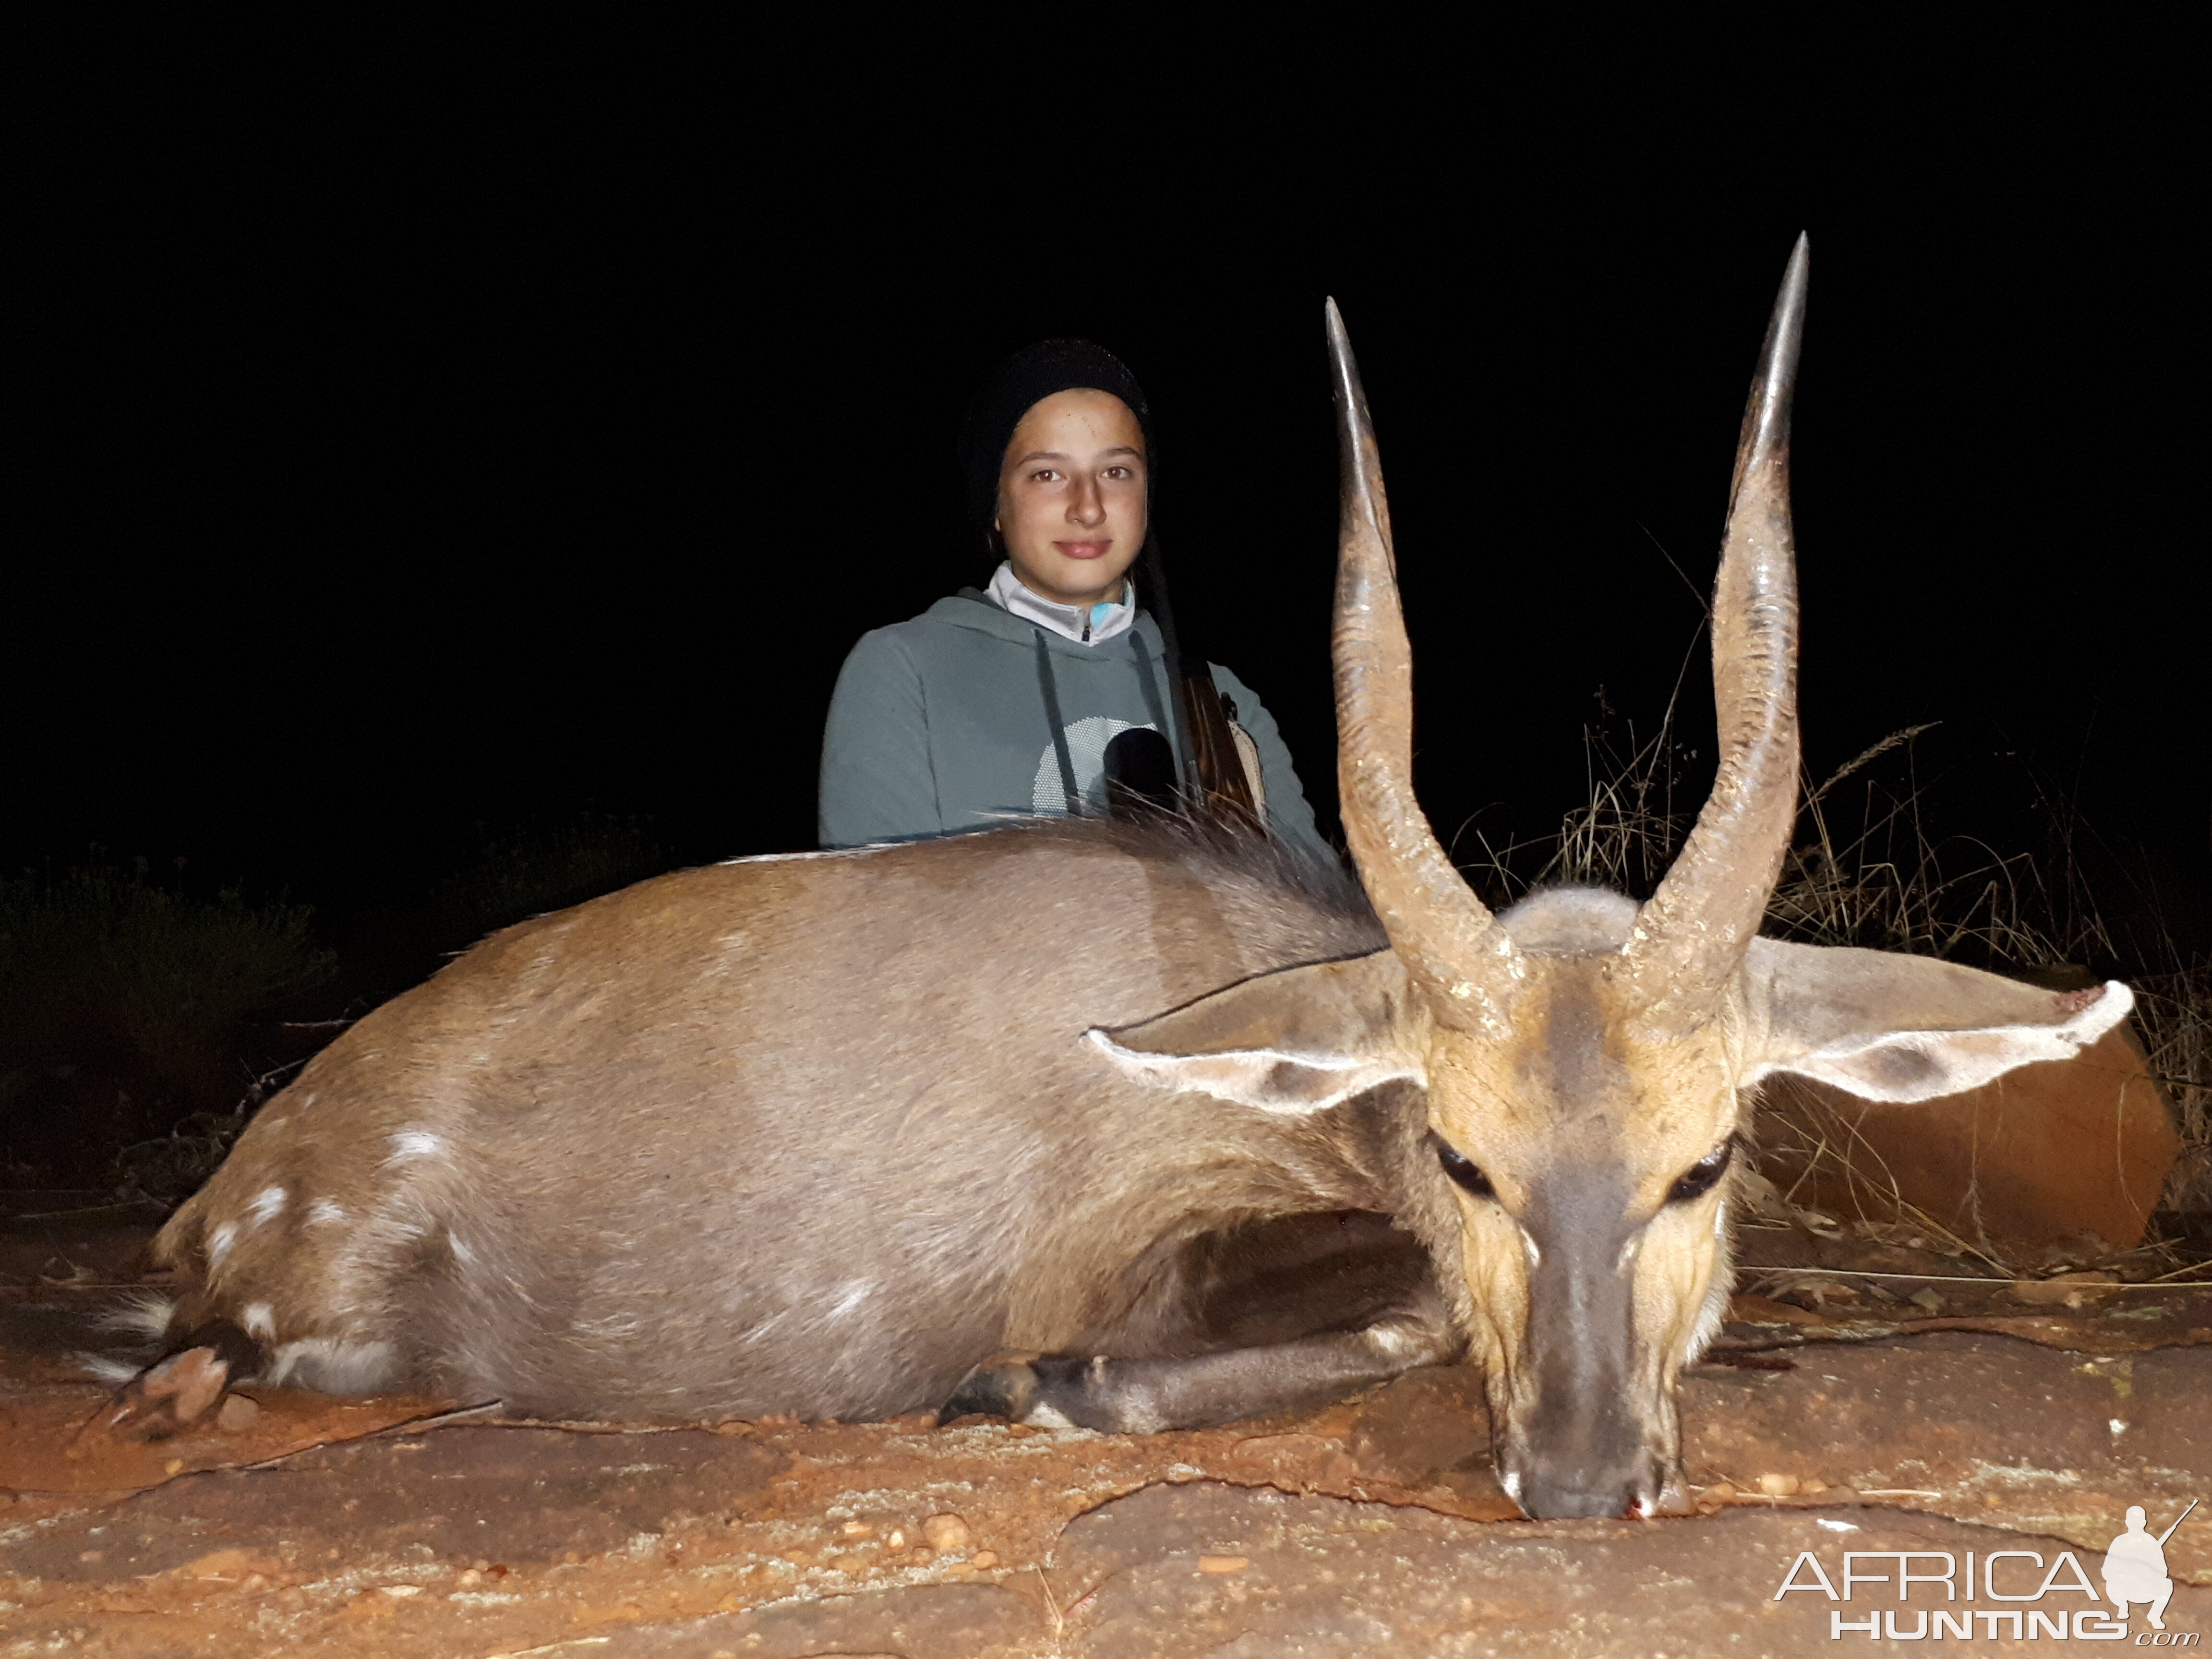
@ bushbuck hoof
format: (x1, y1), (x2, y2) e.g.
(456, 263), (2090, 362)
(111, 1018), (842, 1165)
(942, 1352), (1048, 1422)
(84, 1346), (234, 1444)
(75, 1320), (264, 1449)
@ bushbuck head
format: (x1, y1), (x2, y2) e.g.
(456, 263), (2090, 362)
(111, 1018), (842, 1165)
(1093, 239), (2133, 1517)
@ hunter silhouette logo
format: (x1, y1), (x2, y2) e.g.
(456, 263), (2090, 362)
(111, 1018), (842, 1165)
(2104, 1500), (2196, 1633)
(1773, 1495), (2200, 1642)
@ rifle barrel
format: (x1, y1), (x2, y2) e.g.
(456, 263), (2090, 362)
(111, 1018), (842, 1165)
(2157, 1496), (2199, 1546)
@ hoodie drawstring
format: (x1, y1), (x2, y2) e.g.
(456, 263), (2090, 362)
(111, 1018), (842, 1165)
(1033, 631), (1082, 816)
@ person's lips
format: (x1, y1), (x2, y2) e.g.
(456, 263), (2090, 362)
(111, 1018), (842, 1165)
(1054, 540), (1112, 560)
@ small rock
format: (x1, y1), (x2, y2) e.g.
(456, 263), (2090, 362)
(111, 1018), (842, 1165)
(216, 1394), (261, 1431)
(382, 1584), (421, 1598)
(1756, 1473), (1801, 1497)
(922, 1513), (972, 1551)
(1198, 1554), (1249, 1574)
(1907, 1288), (1946, 1313)
(840, 1520), (874, 1537)
(971, 1550), (998, 1569)
(2010, 1270), (2120, 1308)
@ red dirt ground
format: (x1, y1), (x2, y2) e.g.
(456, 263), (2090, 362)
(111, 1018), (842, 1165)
(4, 1212), (2207, 1656)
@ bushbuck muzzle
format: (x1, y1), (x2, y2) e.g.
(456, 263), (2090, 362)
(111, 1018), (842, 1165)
(107, 240), (2135, 1521)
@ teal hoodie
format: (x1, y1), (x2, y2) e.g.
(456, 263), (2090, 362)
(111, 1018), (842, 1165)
(818, 589), (1331, 861)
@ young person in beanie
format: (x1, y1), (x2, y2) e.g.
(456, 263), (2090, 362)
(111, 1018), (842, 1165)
(817, 340), (1329, 860)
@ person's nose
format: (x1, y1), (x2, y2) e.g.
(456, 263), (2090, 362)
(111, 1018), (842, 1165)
(1066, 473), (1106, 529)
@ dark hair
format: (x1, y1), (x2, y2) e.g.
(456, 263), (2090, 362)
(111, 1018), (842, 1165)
(954, 339), (1198, 679)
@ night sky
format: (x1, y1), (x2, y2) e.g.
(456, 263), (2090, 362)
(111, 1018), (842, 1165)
(12, 61), (2205, 982)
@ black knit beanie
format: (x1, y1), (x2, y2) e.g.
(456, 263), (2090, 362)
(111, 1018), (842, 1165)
(956, 339), (1155, 545)
(955, 339), (1197, 680)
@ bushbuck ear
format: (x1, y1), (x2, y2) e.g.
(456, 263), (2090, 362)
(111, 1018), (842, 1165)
(1744, 939), (2135, 1104)
(1085, 950), (1426, 1116)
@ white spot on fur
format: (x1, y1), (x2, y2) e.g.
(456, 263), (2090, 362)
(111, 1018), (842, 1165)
(263, 1337), (398, 1393)
(307, 1198), (347, 1226)
(79, 1353), (144, 1385)
(449, 1234), (477, 1268)
(830, 1281), (871, 1317)
(1522, 1231), (1542, 1269)
(386, 1130), (445, 1164)
(247, 1185), (287, 1226)
(208, 1221), (238, 1266)
(1617, 1235), (1642, 1272)
(1367, 1323), (1420, 1360)
(242, 1303), (276, 1340)
(1023, 1403), (1077, 1429)
(1713, 1198), (1728, 1239)
(1500, 1468), (1523, 1502)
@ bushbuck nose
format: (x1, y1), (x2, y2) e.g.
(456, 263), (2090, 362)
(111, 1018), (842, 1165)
(1505, 1395), (1659, 1518)
(1507, 1444), (1667, 1520)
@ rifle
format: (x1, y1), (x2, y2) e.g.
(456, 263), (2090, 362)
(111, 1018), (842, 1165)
(2157, 1497), (2199, 1546)
(1142, 536), (1263, 831)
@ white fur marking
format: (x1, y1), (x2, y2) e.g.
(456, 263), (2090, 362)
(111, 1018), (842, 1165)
(264, 1337), (398, 1394)
(1367, 1323), (1419, 1360)
(449, 1235), (477, 1268)
(716, 843), (901, 866)
(385, 1130), (445, 1164)
(80, 1353), (144, 1385)
(1083, 1028), (1422, 1117)
(830, 1281), (871, 1317)
(1522, 1231), (1542, 1269)
(247, 1185), (287, 1226)
(242, 1302), (276, 1340)
(307, 1198), (347, 1226)
(1500, 1468), (1524, 1502)
(100, 1292), (177, 1341)
(208, 1221), (238, 1266)
(1752, 980), (2137, 1102)
(1023, 1403), (1078, 1430)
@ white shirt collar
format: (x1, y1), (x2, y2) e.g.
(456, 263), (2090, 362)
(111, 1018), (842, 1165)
(985, 560), (1137, 645)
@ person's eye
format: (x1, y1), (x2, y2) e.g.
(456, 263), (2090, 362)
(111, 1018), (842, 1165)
(1029, 469), (1060, 483)
(1105, 466), (1132, 480)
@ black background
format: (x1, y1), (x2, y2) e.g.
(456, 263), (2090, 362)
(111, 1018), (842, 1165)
(10, 32), (2205, 979)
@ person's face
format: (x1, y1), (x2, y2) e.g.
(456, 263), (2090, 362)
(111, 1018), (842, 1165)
(995, 388), (1148, 609)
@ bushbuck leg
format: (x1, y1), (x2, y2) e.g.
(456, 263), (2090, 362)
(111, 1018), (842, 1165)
(951, 1169), (1456, 1432)
(947, 1310), (1455, 1433)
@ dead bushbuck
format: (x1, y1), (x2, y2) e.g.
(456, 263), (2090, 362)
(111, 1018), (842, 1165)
(99, 239), (2129, 1518)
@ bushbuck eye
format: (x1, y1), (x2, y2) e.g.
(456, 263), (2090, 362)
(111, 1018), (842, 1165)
(1666, 1138), (1736, 1205)
(1433, 1136), (1495, 1200)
